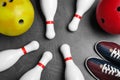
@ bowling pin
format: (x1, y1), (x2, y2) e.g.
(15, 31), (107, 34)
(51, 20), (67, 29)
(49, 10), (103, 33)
(40, 0), (58, 39)
(19, 51), (53, 80)
(60, 44), (85, 80)
(68, 0), (95, 32)
(0, 41), (39, 72)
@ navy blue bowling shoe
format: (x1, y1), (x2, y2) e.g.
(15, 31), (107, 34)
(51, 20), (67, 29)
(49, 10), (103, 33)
(95, 41), (120, 65)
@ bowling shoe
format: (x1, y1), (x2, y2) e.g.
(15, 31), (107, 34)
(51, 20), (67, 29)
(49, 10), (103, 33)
(85, 57), (120, 80)
(95, 41), (120, 65)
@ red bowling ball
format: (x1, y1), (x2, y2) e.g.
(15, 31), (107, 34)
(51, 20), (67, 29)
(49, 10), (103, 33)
(96, 0), (120, 34)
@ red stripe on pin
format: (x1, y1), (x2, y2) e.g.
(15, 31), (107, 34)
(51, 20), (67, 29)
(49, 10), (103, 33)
(74, 14), (82, 19)
(46, 21), (54, 24)
(38, 62), (45, 69)
(21, 47), (27, 55)
(65, 57), (72, 61)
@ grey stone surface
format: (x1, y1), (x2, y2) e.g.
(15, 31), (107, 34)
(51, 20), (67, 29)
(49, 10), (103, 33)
(0, 0), (120, 80)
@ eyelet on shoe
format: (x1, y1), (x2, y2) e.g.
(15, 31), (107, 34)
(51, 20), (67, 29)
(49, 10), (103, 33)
(100, 64), (103, 68)
(109, 49), (113, 52)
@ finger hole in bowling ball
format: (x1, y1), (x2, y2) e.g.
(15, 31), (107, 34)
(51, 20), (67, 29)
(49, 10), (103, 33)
(2, 2), (7, 7)
(8, 0), (13, 2)
(117, 7), (120, 12)
(101, 18), (105, 23)
(19, 19), (24, 24)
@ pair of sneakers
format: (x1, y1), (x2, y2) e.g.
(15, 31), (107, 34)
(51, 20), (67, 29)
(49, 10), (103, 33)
(85, 41), (120, 80)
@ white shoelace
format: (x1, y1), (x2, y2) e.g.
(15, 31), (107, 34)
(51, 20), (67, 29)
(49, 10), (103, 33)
(111, 48), (120, 59)
(102, 64), (120, 77)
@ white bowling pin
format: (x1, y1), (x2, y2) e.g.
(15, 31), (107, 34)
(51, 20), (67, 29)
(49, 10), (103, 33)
(68, 0), (95, 32)
(0, 41), (39, 72)
(40, 0), (58, 39)
(60, 44), (85, 80)
(19, 51), (53, 80)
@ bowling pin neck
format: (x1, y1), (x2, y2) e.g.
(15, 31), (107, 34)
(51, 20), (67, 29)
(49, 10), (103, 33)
(22, 41), (39, 54)
(75, 12), (83, 18)
(38, 56), (52, 67)
(45, 16), (54, 24)
(46, 21), (54, 25)
(64, 57), (74, 63)
(46, 20), (54, 28)
(75, 11), (84, 17)
(38, 51), (53, 68)
(20, 47), (28, 55)
(37, 62), (45, 70)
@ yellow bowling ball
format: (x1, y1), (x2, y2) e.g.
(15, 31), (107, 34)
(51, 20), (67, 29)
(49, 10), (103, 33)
(0, 0), (34, 36)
